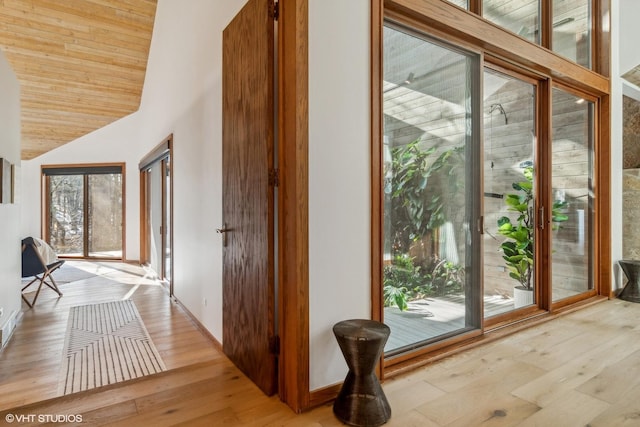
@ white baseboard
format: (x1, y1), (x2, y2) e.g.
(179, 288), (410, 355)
(0, 310), (21, 349)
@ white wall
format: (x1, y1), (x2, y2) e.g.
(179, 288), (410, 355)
(619, 0), (640, 77)
(20, 113), (142, 259)
(21, 0), (249, 342)
(611, 0), (640, 290)
(0, 50), (22, 336)
(20, 0), (374, 393)
(308, 0), (371, 390)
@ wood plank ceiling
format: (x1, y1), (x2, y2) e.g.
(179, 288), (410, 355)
(0, 0), (157, 160)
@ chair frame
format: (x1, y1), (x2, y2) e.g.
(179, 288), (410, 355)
(21, 238), (64, 308)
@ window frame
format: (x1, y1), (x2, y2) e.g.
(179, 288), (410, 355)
(41, 162), (126, 260)
(372, 0), (610, 376)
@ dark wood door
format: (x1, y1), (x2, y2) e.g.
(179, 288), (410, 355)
(221, 0), (276, 396)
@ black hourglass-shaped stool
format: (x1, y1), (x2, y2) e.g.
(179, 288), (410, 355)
(332, 319), (391, 426)
(619, 260), (640, 303)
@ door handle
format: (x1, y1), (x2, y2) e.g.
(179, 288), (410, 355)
(216, 224), (231, 246)
(216, 226), (230, 234)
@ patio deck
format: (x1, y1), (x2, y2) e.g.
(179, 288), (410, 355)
(384, 294), (514, 352)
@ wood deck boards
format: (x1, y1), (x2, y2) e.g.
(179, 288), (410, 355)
(384, 294), (514, 352)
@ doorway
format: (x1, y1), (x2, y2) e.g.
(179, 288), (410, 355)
(221, 0), (278, 396)
(139, 135), (173, 292)
(378, 18), (598, 363)
(381, 23), (483, 355)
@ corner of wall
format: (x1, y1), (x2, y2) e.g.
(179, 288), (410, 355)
(0, 50), (24, 345)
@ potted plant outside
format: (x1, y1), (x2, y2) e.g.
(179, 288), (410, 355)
(497, 164), (568, 307)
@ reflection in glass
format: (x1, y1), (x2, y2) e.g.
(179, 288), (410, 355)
(483, 0), (540, 44)
(47, 169), (123, 259)
(383, 24), (479, 355)
(445, 0), (468, 8)
(164, 157), (172, 282)
(49, 175), (84, 256)
(88, 174), (123, 258)
(551, 88), (594, 301)
(148, 162), (163, 277)
(483, 68), (536, 317)
(552, 0), (591, 68)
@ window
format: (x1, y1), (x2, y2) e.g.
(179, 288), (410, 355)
(481, 0), (594, 70)
(483, 0), (540, 44)
(483, 67), (537, 317)
(445, 0), (468, 8)
(43, 164), (124, 259)
(552, 0), (592, 68)
(375, 0), (608, 365)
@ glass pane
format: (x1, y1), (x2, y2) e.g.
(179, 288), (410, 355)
(552, 0), (591, 68)
(49, 175), (84, 256)
(148, 163), (163, 276)
(551, 88), (594, 301)
(445, 0), (468, 8)
(483, 0), (540, 44)
(88, 173), (123, 258)
(483, 68), (537, 317)
(383, 24), (479, 355)
(164, 157), (172, 282)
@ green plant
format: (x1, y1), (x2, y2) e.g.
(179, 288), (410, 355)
(383, 254), (422, 311)
(497, 164), (568, 290)
(429, 257), (465, 296)
(383, 254), (465, 311)
(389, 140), (464, 255)
(383, 140), (467, 310)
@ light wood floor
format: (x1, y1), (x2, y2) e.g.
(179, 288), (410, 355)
(3, 263), (640, 426)
(0, 261), (222, 412)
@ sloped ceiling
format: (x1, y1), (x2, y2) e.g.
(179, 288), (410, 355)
(0, 0), (157, 160)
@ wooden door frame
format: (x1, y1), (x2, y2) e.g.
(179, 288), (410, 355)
(277, 0), (310, 413)
(222, 0), (277, 396)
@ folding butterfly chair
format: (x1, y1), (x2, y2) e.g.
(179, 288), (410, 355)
(21, 237), (65, 308)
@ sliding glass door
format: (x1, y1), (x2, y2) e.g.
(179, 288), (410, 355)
(376, 0), (605, 370)
(44, 165), (124, 259)
(48, 174), (84, 256)
(382, 23), (482, 355)
(379, 24), (598, 362)
(551, 87), (595, 302)
(483, 68), (538, 318)
(139, 136), (173, 290)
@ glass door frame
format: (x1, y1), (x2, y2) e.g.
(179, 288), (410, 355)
(373, 0), (609, 374)
(548, 82), (600, 311)
(379, 18), (485, 366)
(139, 135), (174, 295)
(42, 163), (125, 260)
(482, 60), (550, 329)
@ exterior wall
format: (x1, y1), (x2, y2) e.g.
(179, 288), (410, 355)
(0, 50), (22, 344)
